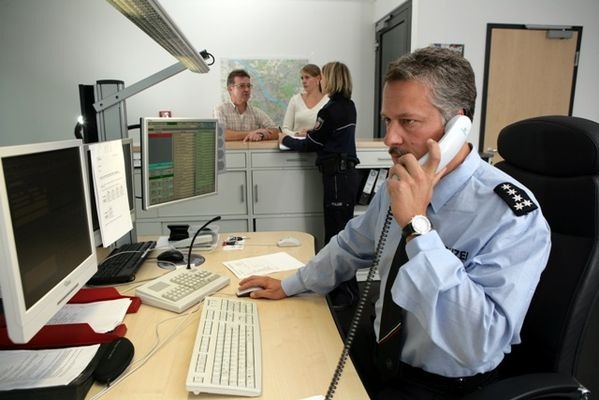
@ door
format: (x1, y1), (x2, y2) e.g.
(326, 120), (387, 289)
(373, 1), (411, 138)
(479, 24), (582, 162)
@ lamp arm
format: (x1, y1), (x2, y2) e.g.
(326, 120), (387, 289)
(93, 62), (186, 112)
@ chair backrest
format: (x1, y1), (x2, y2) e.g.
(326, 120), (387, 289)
(494, 115), (599, 392)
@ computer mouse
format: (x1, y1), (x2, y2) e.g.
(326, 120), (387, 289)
(236, 286), (263, 297)
(157, 249), (184, 263)
(277, 237), (301, 247)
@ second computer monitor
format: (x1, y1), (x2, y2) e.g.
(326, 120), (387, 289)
(140, 118), (218, 210)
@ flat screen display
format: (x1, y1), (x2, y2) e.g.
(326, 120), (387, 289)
(0, 139), (97, 343)
(140, 118), (218, 210)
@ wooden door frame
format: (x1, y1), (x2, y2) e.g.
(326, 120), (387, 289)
(478, 23), (583, 153)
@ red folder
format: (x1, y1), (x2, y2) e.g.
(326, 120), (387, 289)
(0, 287), (140, 350)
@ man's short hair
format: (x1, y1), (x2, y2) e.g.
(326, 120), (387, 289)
(227, 69), (251, 87)
(385, 47), (477, 121)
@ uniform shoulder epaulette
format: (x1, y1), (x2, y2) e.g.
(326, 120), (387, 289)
(313, 116), (324, 131)
(494, 182), (538, 216)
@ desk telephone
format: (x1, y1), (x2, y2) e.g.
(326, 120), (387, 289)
(324, 115), (471, 398)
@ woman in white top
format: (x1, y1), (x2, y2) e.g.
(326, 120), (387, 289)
(282, 64), (329, 137)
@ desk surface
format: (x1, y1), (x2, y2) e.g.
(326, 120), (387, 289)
(87, 231), (368, 400)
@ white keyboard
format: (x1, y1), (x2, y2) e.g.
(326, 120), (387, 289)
(186, 296), (262, 397)
(135, 268), (230, 313)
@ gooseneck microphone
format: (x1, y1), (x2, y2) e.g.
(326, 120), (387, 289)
(186, 216), (222, 269)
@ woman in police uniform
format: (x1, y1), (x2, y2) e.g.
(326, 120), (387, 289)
(279, 61), (360, 308)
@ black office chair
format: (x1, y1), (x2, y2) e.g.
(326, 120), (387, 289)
(462, 115), (599, 399)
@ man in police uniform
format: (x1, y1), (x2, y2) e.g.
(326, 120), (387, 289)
(239, 47), (551, 399)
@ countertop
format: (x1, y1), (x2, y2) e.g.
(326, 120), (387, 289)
(225, 138), (387, 150)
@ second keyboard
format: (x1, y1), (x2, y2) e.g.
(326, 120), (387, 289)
(87, 240), (156, 285)
(135, 268), (230, 313)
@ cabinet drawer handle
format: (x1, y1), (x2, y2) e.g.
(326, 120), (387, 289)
(378, 157), (392, 161)
(285, 158), (306, 162)
(240, 185), (245, 202)
(254, 184), (258, 203)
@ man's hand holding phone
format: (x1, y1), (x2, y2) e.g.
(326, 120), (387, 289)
(387, 139), (444, 227)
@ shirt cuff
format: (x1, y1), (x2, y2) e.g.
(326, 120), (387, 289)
(398, 230), (463, 300)
(281, 273), (305, 296)
(405, 229), (441, 257)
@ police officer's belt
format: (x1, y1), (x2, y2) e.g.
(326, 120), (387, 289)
(317, 157), (356, 175)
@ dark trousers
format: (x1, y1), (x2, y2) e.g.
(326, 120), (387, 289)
(350, 303), (498, 400)
(322, 168), (358, 243)
(322, 168), (359, 305)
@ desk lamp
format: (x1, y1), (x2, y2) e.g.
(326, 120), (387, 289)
(94, 0), (213, 114)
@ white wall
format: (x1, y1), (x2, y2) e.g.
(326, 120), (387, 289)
(374, 0), (599, 149)
(0, 0), (375, 146)
(2, 0), (597, 150)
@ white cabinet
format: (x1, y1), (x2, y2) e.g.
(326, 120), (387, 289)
(133, 144), (390, 246)
(134, 152), (250, 236)
(252, 169), (323, 214)
(249, 151), (325, 248)
(250, 152), (322, 216)
(157, 170), (247, 217)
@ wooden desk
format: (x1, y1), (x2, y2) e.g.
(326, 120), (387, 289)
(87, 231), (368, 400)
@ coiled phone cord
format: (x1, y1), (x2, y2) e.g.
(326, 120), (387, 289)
(325, 208), (394, 399)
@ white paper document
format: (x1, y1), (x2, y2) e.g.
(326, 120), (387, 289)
(223, 251), (305, 279)
(47, 298), (132, 333)
(89, 140), (133, 247)
(0, 344), (100, 390)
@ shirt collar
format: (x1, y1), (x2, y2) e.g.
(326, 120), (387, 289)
(430, 145), (481, 212)
(229, 100), (250, 114)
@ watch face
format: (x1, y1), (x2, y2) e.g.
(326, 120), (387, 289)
(412, 215), (432, 234)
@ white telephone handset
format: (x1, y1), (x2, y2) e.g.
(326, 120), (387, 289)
(418, 115), (471, 172)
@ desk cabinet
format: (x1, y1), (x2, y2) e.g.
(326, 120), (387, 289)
(133, 144), (390, 248)
(250, 151), (325, 248)
(134, 152), (250, 235)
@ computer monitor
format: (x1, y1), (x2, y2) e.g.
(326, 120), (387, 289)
(140, 118), (218, 210)
(0, 139), (97, 343)
(86, 138), (136, 247)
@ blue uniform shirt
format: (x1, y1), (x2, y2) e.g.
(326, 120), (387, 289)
(282, 147), (551, 377)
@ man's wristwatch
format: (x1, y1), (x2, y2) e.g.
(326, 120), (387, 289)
(402, 215), (432, 240)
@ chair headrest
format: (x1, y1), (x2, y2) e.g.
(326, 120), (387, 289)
(497, 115), (599, 177)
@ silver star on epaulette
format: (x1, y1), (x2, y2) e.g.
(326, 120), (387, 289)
(494, 182), (539, 216)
